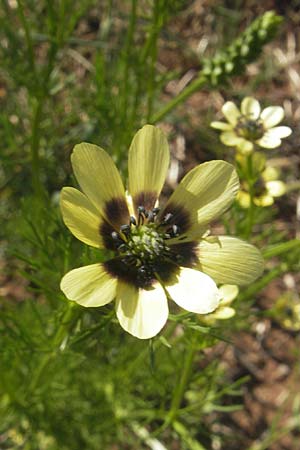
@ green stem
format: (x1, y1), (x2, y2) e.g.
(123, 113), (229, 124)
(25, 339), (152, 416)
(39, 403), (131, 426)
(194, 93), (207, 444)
(154, 336), (197, 436)
(27, 304), (78, 394)
(285, 181), (300, 193)
(150, 75), (206, 124)
(244, 153), (256, 239)
(146, 1), (162, 122)
(16, 0), (37, 80)
(30, 99), (44, 199)
(167, 341), (196, 423)
(121, 0), (137, 123)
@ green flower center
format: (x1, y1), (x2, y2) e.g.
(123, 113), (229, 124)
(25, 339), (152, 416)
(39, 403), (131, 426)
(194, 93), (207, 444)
(235, 116), (265, 141)
(126, 225), (169, 262)
(110, 206), (182, 287)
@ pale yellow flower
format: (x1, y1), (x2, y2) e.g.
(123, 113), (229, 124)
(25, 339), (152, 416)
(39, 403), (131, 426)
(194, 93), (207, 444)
(60, 125), (263, 339)
(236, 153), (286, 208)
(211, 97), (292, 154)
(271, 294), (300, 331)
(200, 285), (238, 324)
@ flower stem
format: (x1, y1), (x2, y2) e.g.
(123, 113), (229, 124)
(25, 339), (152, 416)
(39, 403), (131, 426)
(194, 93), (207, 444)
(27, 303), (78, 395)
(167, 340), (196, 423)
(150, 76), (206, 124)
(244, 153), (256, 239)
(154, 335), (197, 435)
(30, 98), (44, 199)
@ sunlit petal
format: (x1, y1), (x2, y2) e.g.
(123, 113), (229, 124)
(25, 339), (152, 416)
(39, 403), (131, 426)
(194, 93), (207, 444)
(166, 267), (221, 314)
(211, 306), (236, 320)
(241, 97), (261, 119)
(236, 138), (254, 154)
(266, 180), (286, 197)
(165, 161), (239, 236)
(219, 284), (239, 305)
(220, 131), (242, 146)
(60, 187), (103, 248)
(256, 132), (281, 149)
(128, 125), (170, 211)
(237, 191), (251, 208)
(264, 126), (292, 139)
(116, 281), (169, 339)
(197, 236), (264, 285)
(254, 195), (274, 207)
(60, 264), (117, 307)
(260, 106), (284, 128)
(222, 101), (241, 126)
(71, 143), (129, 226)
(210, 121), (233, 131)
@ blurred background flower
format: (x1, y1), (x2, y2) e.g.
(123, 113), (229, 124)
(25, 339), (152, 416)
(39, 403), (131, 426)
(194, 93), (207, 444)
(200, 284), (239, 324)
(236, 152), (286, 207)
(211, 97), (292, 154)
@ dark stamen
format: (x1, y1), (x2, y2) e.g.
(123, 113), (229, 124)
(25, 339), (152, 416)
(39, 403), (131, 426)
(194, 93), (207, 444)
(147, 211), (154, 222)
(120, 224), (131, 234)
(105, 203), (193, 289)
(130, 216), (136, 226)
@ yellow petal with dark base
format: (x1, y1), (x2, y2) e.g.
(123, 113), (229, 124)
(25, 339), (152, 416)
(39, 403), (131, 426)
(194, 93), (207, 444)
(210, 121), (233, 131)
(241, 97), (261, 119)
(256, 126), (292, 149)
(260, 106), (284, 128)
(166, 267), (221, 314)
(165, 161), (239, 237)
(220, 132), (254, 153)
(116, 281), (169, 339)
(71, 143), (129, 226)
(60, 187), (103, 248)
(60, 264), (117, 307)
(128, 125), (170, 211)
(197, 236), (264, 285)
(222, 101), (241, 126)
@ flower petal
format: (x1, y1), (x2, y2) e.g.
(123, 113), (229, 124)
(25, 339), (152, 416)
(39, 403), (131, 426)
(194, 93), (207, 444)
(210, 121), (233, 131)
(220, 132), (254, 153)
(60, 187), (103, 248)
(256, 132), (282, 149)
(116, 281), (169, 339)
(222, 101), (241, 126)
(266, 126), (292, 139)
(260, 106), (284, 128)
(166, 267), (221, 314)
(220, 131), (243, 147)
(209, 306), (236, 320)
(237, 191), (251, 208)
(164, 161), (239, 237)
(262, 166), (279, 182)
(60, 264), (117, 307)
(266, 180), (286, 197)
(197, 236), (264, 285)
(241, 97), (261, 119)
(254, 195), (274, 207)
(219, 284), (239, 305)
(71, 143), (129, 227)
(236, 138), (254, 154)
(128, 125), (170, 211)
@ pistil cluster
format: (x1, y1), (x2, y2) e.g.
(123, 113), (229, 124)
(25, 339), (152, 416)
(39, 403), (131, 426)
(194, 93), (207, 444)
(235, 116), (265, 141)
(110, 206), (181, 286)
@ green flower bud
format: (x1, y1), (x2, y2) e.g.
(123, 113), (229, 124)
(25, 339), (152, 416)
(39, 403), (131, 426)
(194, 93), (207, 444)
(201, 11), (283, 86)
